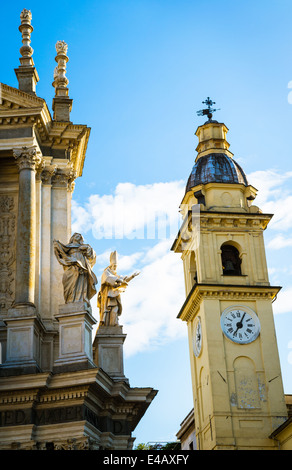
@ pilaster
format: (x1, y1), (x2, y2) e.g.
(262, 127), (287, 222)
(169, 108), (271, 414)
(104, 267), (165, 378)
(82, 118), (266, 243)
(12, 146), (42, 306)
(0, 147), (44, 375)
(50, 164), (76, 317)
(39, 163), (56, 320)
(34, 160), (45, 311)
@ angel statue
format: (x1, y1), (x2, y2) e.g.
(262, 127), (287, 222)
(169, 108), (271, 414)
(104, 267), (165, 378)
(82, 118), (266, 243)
(53, 233), (97, 306)
(97, 251), (139, 327)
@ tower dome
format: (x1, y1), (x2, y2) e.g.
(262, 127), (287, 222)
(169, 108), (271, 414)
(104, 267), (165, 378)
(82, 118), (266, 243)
(186, 152), (248, 192)
(185, 115), (248, 193)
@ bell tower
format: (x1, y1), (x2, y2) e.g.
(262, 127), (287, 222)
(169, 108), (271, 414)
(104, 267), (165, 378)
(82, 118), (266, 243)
(172, 99), (288, 450)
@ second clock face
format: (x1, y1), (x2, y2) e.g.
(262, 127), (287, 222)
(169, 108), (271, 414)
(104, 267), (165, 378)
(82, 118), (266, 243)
(193, 317), (202, 357)
(220, 306), (260, 344)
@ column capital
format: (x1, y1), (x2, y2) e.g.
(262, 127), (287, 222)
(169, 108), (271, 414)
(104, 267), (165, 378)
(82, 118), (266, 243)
(13, 146), (42, 171)
(35, 159), (46, 181)
(51, 164), (77, 190)
(41, 164), (57, 185)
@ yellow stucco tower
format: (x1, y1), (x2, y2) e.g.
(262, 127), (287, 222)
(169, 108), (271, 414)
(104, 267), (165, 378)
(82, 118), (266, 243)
(172, 100), (288, 450)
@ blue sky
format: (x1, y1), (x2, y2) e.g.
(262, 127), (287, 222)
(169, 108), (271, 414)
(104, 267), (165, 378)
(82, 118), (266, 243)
(2, 0), (292, 445)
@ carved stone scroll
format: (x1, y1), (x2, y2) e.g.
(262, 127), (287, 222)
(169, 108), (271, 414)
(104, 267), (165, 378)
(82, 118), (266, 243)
(0, 195), (16, 314)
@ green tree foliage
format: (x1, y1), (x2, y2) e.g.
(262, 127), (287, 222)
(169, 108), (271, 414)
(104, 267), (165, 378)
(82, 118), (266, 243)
(134, 442), (181, 450)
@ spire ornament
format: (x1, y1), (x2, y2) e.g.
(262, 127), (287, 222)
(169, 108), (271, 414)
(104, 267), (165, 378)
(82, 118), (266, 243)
(52, 40), (73, 121)
(52, 40), (69, 94)
(196, 97), (220, 122)
(15, 9), (39, 94)
(19, 9), (34, 66)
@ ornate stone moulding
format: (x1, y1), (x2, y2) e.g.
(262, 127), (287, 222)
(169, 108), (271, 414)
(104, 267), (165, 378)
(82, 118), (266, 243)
(178, 283), (281, 322)
(199, 212), (272, 231)
(0, 85), (90, 178)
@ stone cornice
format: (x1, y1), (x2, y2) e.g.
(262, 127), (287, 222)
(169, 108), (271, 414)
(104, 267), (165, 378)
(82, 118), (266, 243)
(0, 83), (46, 107)
(38, 385), (90, 404)
(177, 283), (282, 322)
(171, 210), (273, 253)
(199, 210), (273, 230)
(0, 367), (157, 436)
(0, 388), (39, 405)
(0, 83), (90, 177)
(0, 371), (51, 386)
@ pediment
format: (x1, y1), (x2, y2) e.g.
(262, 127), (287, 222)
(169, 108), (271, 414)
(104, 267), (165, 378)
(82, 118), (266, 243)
(0, 82), (46, 110)
(0, 82), (90, 178)
(0, 99), (25, 110)
(0, 82), (52, 133)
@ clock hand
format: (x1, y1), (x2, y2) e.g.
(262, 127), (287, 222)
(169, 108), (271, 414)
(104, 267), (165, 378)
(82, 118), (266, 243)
(234, 312), (246, 334)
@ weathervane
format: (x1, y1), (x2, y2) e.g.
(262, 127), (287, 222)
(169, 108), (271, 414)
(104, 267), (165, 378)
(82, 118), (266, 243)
(197, 97), (220, 121)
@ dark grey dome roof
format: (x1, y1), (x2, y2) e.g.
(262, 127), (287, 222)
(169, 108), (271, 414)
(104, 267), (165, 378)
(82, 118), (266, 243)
(186, 153), (248, 193)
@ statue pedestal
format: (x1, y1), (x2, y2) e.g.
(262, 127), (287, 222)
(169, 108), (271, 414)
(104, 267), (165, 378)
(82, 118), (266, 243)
(53, 301), (97, 372)
(93, 325), (129, 383)
(1, 304), (44, 375)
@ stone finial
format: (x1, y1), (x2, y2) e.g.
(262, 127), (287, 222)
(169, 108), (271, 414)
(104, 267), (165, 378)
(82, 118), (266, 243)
(52, 41), (69, 95)
(19, 9), (34, 65)
(52, 40), (73, 121)
(56, 40), (68, 55)
(15, 9), (39, 94)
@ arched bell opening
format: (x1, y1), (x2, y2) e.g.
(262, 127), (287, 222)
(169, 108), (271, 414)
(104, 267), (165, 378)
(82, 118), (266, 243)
(221, 242), (242, 276)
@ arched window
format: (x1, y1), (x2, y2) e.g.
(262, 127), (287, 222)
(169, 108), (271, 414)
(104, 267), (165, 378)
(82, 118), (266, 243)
(190, 251), (197, 286)
(221, 243), (242, 276)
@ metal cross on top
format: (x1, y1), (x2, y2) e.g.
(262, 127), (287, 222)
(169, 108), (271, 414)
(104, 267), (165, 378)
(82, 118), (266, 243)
(196, 97), (220, 121)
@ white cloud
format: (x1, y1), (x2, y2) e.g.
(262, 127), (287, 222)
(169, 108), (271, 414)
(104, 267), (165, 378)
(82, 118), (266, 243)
(72, 181), (187, 357)
(248, 170), (292, 203)
(247, 170), (292, 231)
(75, 169), (292, 358)
(72, 181), (185, 241)
(121, 240), (186, 357)
(288, 341), (292, 365)
(272, 286), (292, 315)
(267, 235), (292, 250)
(72, 169), (292, 244)
(94, 249), (144, 272)
(91, 240), (186, 357)
(71, 199), (92, 233)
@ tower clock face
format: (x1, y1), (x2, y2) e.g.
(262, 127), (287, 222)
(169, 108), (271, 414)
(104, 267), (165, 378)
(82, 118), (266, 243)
(193, 317), (202, 357)
(220, 306), (260, 344)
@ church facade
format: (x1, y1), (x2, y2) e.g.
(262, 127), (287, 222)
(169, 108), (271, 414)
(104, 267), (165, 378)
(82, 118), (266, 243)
(172, 100), (292, 450)
(0, 10), (157, 450)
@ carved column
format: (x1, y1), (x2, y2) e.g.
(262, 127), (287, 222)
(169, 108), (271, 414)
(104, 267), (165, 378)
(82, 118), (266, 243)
(40, 165), (56, 320)
(34, 160), (45, 311)
(13, 146), (41, 307)
(1, 148), (44, 375)
(0, 196), (16, 315)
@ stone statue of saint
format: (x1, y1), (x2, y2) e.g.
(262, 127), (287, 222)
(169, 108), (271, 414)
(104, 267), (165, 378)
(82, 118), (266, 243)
(97, 251), (139, 327)
(53, 233), (97, 306)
